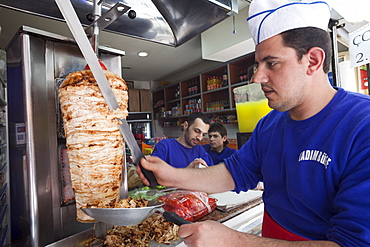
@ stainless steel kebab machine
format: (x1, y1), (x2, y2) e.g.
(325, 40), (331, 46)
(6, 1), (133, 246)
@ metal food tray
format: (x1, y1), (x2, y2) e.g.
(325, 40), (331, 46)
(46, 226), (184, 247)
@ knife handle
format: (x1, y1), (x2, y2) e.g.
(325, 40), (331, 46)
(163, 211), (191, 226)
(138, 157), (159, 188)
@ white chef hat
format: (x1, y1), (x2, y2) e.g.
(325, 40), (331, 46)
(247, 0), (332, 45)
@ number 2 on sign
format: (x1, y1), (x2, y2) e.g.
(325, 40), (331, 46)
(356, 53), (365, 64)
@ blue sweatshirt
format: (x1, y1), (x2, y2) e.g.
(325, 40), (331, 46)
(152, 138), (214, 168)
(202, 144), (236, 165)
(225, 88), (370, 246)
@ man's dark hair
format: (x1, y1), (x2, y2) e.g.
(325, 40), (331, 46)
(186, 112), (210, 127)
(281, 27), (332, 73)
(208, 122), (229, 146)
(209, 122), (227, 136)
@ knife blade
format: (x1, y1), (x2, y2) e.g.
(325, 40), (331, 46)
(55, 0), (119, 112)
(55, 0), (158, 187)
(118, 119), (159, 187)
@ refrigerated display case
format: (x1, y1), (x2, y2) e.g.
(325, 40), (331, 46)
(127, 112), (152, 141)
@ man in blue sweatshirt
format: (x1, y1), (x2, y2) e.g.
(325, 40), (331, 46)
(151, 112), (214, 168)
(202, 122), (236, 164)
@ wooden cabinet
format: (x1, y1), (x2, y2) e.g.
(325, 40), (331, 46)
(140, 89), (151, 112)
(128, 89), (140, 112)
(128, 89), (151, 112)
(152, 53), (255, 127)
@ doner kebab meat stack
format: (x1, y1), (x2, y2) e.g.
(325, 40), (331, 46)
(58, 69), (128, 222)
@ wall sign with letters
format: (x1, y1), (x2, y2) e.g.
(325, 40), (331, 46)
(349, 23), (370, 68)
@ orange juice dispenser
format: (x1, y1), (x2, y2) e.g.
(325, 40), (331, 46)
(234, 83), (272, 147)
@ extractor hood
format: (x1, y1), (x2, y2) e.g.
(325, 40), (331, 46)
(0, 0), (239, 47)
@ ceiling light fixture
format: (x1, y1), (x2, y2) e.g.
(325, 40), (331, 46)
(137, 51), (149, 57)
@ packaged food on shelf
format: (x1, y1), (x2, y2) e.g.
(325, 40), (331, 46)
(158, 190), (217, 221)
(206, 76), (223, 91)
(206, 100), (229, 112)
(208, 114), (237, 124)
(184, 98), (202, 115)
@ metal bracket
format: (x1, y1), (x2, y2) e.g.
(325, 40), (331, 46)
(206, 0), (239, 16)
(228, 0), (238, 34)
(85, 2), (131, 37)
(227, 0), (239, 16)
(329, 18), (344, 87)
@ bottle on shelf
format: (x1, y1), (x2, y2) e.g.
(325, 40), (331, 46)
(243, 69), (248, 83)
(222, 68), (228, 87)
(196, 98), (202, 112)
(192, 80), (195, 95)
(239, 69), (249, 83)
(188, 81), (192, 96)
(239, 69), (244, 83)
(224, 100), (229, 109)
(207, 77), (212, 91)
(175, 85), (180, 99)
(191, 79), (196, 95)
(194, 79), (199, 94)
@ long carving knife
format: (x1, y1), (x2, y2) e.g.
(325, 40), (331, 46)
(118, 119), (159, 187)
(55, 0), (158, 187)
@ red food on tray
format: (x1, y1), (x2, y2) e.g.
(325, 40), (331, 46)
(158, 191), (217, 221)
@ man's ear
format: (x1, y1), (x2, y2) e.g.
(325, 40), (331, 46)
(183, 121), (189, 131)
(307, 47), (325, 76)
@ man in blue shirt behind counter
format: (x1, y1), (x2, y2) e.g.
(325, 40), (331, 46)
(151, 112), (214, 168)
(202, 122), (236, 164)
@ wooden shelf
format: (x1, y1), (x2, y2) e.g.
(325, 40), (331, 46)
(152, 53), (256, 126)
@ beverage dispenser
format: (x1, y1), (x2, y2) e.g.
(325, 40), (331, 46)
(233, 83), (272, 147)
